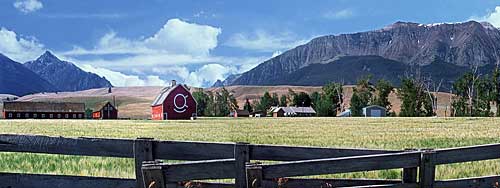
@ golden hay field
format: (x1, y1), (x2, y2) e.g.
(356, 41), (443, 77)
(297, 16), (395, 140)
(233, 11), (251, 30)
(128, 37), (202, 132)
(0, 117), (499, 180)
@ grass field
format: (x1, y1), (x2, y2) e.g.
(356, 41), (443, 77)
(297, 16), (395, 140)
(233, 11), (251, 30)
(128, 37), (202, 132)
(0, 117), (499, 180)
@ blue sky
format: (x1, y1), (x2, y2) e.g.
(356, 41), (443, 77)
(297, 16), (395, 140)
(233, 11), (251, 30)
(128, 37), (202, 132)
(1, 0), (500, 87)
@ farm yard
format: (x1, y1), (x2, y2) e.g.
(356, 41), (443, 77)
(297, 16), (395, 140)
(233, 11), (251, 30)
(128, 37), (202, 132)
(0, 117), (499, 181)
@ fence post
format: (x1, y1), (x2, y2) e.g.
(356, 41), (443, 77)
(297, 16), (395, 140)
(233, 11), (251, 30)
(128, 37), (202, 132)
(419, 150), (436, 188)
(235, 142), (251, 188)
(134, 138), (155, 188)
(142, 160), (165, 188)
(246, 164), (263, 188)
(402, 149), (418, 184)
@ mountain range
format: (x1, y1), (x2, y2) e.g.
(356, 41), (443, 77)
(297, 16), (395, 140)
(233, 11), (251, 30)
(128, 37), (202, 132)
(221, 21), (500, 90)
(0, 51), (112, 96)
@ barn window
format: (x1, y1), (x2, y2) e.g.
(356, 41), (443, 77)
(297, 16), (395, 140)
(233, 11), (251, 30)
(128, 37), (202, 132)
(58, 114), (62, 118)
(8, 113), (12, 118)
(33, 114), (38, 118)
(49, 114), (53, 118)
(16, 113), (20, 118)
(25, 113), (29, 118)
(73, 114), (77, 118)
(65, 114), (69, 118)
(41, 114), (45, 118)
(78, 114), (82, 118)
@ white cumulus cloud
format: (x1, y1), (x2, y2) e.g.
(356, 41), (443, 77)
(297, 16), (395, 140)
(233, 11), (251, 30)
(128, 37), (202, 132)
(185, 64), (232, 87)
(60, 18), (269, 87)
(78, 64), (167, 87)
(13, 0), (43, 14)
(0, 27), (44, 62)
(471, 6), (500, 27)
(226, 30), (309, 52)
(64, 18), (221, 56)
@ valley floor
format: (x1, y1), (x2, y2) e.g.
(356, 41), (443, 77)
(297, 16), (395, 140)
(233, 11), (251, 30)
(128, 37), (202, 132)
(0, 117), (499, 180)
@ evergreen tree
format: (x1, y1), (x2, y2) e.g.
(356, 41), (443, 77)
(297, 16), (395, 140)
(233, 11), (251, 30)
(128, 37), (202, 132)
(243, 98), (253, 112)
(279, 95), (288, 107)
(373, 79), (394, 114)
(192, 90), (209, 116)
(350, 78), (373, 117)
(256, 91), (273, 111)
(310, 92), (321, 108)
(398, 79), (419, 117)
(271, 93), (279, 106)
(315, 95), (334, 117)
(293, 92), (312, 107)
(322, 82), (344, 114)
(473, 78), (493, 116)
(398, 78), (435, 117)
(350, 92), (364, 117)
(452, 72), (493, 117)
(204, 91), (216, 116)
(312, 82), (344, 116)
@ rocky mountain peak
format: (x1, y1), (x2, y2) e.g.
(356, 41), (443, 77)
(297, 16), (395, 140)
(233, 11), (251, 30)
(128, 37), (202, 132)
(24, 51), (113, 92)
(225, 21), (500, 87)
(36, 51), (61, 64)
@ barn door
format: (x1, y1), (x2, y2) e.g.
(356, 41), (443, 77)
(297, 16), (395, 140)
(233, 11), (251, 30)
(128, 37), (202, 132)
(163, 113), (167, 120)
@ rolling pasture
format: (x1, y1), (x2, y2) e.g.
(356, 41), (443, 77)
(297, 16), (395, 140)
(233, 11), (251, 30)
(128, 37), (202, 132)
(0, 117), (499, 180)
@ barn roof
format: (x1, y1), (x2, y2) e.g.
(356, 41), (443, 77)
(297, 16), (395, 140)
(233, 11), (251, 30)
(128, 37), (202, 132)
(151, 84), (190, 106)
(289, 107), (316, 114)
(234, 109), (250, 116)
(362, 105), (386, 110)
(93, 101), (116, 112)
(272, 107), (316, 114)
(3, 102), (85, 113)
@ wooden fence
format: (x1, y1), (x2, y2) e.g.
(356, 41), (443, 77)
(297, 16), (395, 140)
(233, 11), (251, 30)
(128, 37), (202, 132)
(142, 144), (500, 188)
(0, 134), (396, 188)
(1, 134), (499, 188)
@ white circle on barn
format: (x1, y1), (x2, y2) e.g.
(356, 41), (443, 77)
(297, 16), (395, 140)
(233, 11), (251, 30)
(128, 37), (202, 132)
(173, 93), (189, 113)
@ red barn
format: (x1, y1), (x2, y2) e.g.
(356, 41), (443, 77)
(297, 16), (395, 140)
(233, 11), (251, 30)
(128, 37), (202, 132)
(92, 102), (118, 119)
(151, 80), (197, 120)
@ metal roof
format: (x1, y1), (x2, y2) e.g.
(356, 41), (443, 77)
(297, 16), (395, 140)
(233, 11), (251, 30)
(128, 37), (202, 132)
(273, 107), (316, 114)
(151, 85), (190, 106)
(362, 105), (386, 110)
(3, 102), (85, 113)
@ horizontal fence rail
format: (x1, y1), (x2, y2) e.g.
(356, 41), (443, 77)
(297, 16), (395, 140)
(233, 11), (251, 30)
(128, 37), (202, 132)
(0, 134), (397, 161)
(261, 178), (403, 188)
(434, 143), (500, 165)
(260, 151), (422, 179)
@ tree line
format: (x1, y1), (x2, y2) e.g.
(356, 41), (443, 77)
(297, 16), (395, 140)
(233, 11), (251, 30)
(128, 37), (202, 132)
(192, 67), (500, 117)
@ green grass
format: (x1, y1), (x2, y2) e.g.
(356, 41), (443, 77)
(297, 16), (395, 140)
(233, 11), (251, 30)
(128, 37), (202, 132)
(0, 117), (499, 180)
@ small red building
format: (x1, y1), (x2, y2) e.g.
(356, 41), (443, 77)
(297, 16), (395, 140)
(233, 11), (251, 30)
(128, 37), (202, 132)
(92, 102), (118, 119)
(151, 80), (197, 120)
(2, 102), (85, 119)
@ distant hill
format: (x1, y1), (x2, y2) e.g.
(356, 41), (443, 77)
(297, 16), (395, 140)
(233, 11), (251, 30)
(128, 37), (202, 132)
(225, 21), (500, 89)
(0, 53), (56, 96)
(24, 51), (112, 92)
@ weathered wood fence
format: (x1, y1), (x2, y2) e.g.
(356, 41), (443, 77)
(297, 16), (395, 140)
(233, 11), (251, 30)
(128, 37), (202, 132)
(142, 144), (500, 188)
(0, 134), (499, 188)
(0, 134), (397, 188)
